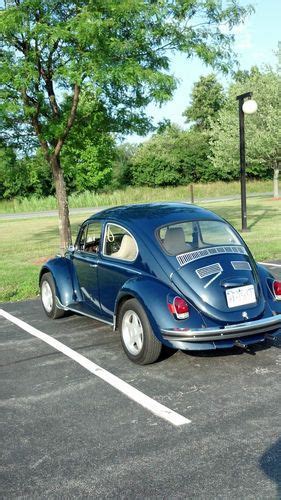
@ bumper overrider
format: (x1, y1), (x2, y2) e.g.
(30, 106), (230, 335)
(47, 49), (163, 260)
(161, 314), (281, 343)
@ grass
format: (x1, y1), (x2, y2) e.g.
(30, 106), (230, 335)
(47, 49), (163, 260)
(200, 198), (281, 262)
(0, 196), (280, 303)
(0, 179), (274, 214)
(0, 214), (89, 303)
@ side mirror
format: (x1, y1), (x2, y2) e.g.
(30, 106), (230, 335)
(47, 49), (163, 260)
(68, 245), (75, 253)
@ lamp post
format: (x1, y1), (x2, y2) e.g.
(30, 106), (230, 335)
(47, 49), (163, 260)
(236, 92), (257, 231)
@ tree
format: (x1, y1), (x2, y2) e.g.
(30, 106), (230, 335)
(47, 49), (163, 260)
(183, 130), (214, 182)
(183, 74), (225, 130)
(111, 143), (137, 190)
(61, 90), (115, 193)
(0, 140), (17, 198)
(181, 74), (226, 183)
(210, 67), (281, 194)
(131, 126), (212, 186)
(132, 125), (186, 186)
(0, 148), (53, 199)
(1, 0), (252, 251)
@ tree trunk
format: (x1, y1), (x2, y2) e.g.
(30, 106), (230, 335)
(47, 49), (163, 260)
(50, 154), (72, 253)
(273, 164), (279, 198)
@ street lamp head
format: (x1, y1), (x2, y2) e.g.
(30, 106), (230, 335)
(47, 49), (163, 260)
(242, 99), (258, 115)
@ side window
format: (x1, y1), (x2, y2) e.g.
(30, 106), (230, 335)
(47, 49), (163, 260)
(77, 221), (102, 253)
(103, 224), (138, 261)
(77, 225), (87, 251)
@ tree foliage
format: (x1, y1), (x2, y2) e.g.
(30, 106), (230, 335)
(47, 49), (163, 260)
(0, 0), (252, 249)
(0, 140), (17, 198)
(131, 126), (212, 186)
(183, 74), (225, 130)
(210, 67), (281, 188)
(130, 68), (281, 188)
(111, 143), (137, 190)
(0, 144), (53, 199)
(61, 90), (115, 192)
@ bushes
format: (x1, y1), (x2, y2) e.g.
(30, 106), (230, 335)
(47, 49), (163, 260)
(130, 127), (212, 187)
(0, 147), (53, 199)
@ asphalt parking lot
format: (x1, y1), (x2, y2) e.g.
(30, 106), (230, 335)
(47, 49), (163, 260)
(1, 263), (281, 498)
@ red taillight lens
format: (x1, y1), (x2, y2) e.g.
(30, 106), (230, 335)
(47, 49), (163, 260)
(168, 296), (189, 319)
(273, 281), (281, 300)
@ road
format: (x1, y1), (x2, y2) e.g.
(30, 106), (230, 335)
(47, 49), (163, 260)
(0, 263), (280, 498)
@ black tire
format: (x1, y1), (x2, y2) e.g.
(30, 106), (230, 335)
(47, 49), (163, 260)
(118, 298), (162, 365)
(40, 272), (65, 319)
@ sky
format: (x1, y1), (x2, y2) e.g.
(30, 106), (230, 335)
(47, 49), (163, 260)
(127, 0), (280, 143)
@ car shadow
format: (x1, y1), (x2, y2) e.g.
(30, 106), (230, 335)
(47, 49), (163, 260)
(158, 345), (178, 362)
(259, 438), (281, 498)
(180, 338), (277, 359)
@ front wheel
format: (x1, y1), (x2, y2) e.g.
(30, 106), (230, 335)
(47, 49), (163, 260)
(119, 298), (162, 365)
(40, 272), (65, 319)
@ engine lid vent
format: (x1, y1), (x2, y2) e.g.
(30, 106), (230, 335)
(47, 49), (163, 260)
(231, 261), (251, 271)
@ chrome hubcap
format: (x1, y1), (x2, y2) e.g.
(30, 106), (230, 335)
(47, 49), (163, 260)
(122, 310), (144, 355)
(41, 281), (53, 313)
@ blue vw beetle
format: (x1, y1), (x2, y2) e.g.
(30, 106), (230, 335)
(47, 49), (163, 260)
(40, 203), (281, 364)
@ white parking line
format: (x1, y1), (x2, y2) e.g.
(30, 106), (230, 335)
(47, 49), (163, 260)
(0, 309), (190, 427)
(259, 262), (281, 268)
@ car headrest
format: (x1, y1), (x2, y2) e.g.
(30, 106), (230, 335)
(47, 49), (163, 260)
(164, 227), (187, 254)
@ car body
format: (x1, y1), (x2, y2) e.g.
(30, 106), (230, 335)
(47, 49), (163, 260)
(39, 202), (281, 364)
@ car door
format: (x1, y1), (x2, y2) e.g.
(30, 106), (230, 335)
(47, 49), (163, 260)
(72, 220), (104, 317)
(98, 222), (140, 319)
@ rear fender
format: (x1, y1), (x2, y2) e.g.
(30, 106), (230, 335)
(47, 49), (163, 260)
(257, 264), (281, 314)
(39, 257), (81, 307)
(114, 276), (204, 344)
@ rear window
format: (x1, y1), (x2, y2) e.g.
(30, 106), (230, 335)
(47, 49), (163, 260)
(158, 220), (240, 256)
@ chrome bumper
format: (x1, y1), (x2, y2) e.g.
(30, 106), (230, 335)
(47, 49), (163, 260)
(161, 314), (281, 342)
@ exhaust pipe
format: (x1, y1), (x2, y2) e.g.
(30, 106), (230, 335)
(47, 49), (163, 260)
(234, 339), (247, 349)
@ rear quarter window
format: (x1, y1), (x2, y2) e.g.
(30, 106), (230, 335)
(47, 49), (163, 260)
(103, 223), (138, 261)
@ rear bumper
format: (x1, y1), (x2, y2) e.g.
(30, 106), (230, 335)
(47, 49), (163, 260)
(161, 314), (281, 343)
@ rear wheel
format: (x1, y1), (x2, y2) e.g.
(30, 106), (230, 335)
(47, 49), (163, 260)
(40, 272), (65, 319)
(119, 298), (162, 365)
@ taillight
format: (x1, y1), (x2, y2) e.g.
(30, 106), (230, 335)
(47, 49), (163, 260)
(273, 281), (281, 300)
(168, 296), (189, 319)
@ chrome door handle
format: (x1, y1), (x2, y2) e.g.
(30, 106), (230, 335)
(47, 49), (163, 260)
(89, 263), (98, 268)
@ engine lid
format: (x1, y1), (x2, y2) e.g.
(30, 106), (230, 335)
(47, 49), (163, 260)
(171, 250), (265, 323)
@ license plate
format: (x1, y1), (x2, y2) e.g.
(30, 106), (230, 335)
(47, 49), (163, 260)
(226, 285), (256, 308)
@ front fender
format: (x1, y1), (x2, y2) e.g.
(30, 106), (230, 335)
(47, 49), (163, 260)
(39, 256), (80, 307)
(115, 276), (204, 346)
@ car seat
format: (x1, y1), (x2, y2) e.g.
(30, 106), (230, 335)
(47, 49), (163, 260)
(111, 234), (137, 261)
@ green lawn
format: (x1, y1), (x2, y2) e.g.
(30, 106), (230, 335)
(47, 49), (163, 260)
(0, 196), (280, 303)
(201, 198), (281, 262)
(0, 214), (90, 303)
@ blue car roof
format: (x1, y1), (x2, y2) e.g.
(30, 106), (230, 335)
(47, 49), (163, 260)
(89, 202), (222, 230)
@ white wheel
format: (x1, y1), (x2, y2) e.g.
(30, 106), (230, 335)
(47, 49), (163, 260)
(122, 310), (144, 355)
(40, 272), (65, 319)
(41, 280), (53, 313)
(119, 298), (162, 365)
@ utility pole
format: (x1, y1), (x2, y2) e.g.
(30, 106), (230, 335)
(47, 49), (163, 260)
(236, 92), (257, 232)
